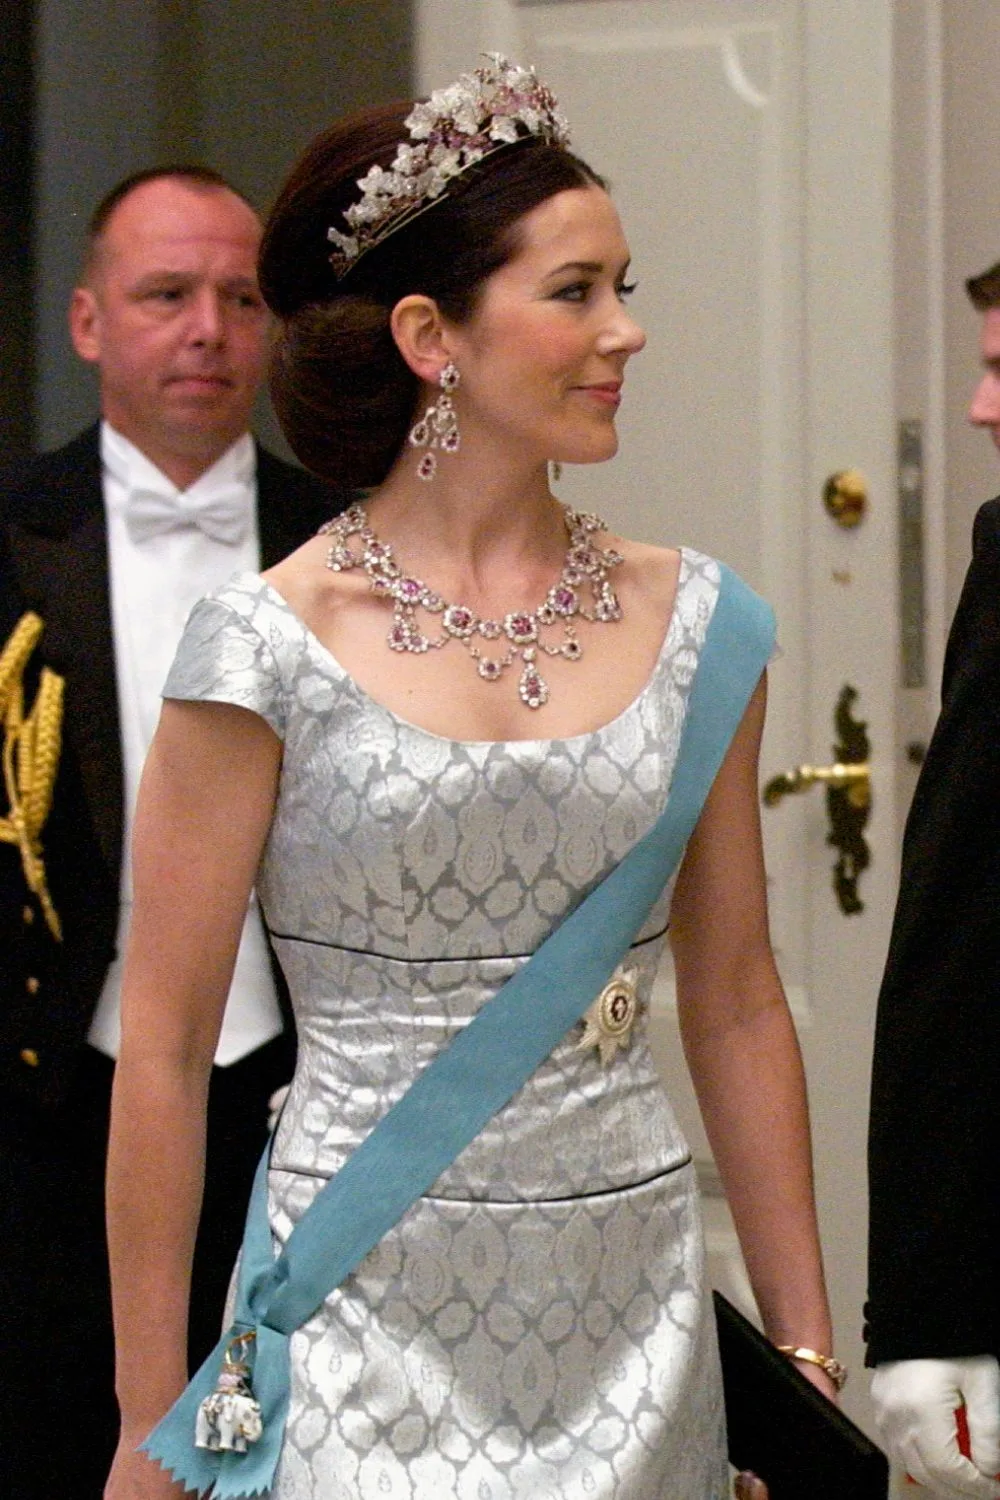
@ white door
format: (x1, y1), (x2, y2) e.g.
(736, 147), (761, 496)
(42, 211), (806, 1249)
(417, 0), (904, 1439)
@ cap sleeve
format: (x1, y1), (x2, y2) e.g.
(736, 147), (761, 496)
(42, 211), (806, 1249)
(163, 594), (285, 738)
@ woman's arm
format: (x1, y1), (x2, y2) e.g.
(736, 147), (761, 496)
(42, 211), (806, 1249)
(670, 673), (835, 1391)
(105, 699), (281, 1496)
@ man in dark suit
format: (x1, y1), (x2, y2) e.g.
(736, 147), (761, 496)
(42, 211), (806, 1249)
(0, 166), (342, 1499)
(867, 262), (1000, 1500)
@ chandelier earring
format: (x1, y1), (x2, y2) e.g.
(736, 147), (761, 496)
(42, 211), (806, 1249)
(409, 362), (461, 482)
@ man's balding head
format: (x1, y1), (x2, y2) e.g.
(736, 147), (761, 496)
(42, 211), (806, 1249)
(70, 170), (269, 489)
(81, 165), (255, 280)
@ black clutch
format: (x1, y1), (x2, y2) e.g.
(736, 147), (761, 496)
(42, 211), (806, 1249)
(714, 1291), (889, 1500)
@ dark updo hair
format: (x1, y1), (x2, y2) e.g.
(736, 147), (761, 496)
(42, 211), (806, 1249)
(259, 100), (603, 486)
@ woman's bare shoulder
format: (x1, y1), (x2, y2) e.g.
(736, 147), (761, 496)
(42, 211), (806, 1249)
(602, 528), (681, 565)
(262, 533), (365, 622)
(602, 531), (683, 611)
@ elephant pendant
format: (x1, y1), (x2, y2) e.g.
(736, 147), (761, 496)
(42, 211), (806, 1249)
(195, 1331), (263, 1453)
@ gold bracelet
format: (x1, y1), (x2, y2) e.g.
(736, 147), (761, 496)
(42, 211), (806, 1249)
(776, 1345), (848, 1391)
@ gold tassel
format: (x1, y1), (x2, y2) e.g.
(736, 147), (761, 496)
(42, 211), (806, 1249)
(0, 612), (64, 940)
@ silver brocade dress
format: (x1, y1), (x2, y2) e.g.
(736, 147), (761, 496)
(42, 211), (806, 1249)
(163, 547), (730, 1500)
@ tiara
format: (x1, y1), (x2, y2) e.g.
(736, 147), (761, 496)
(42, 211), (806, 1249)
(327, 54), (571, 278)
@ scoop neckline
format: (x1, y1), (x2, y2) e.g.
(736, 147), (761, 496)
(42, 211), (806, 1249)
(243, 549), (695, 750)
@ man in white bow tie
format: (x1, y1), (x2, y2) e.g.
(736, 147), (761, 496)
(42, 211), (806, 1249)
(0, 166), (344, 1500)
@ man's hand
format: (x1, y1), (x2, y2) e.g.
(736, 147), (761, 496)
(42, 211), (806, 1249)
(872, 1356), (1000, 1498)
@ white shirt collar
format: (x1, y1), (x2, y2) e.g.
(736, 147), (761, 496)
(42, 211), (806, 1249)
(100, 421), (256, 507)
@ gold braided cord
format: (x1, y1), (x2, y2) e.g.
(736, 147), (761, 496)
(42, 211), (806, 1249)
(15, 682), (30, 793)
(0, 611), (43, 700)
(0, 612), (64, 940)
(24, 669), (64, 839)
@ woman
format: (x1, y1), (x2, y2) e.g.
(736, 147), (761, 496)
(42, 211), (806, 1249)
(105, 58), (837, 1499)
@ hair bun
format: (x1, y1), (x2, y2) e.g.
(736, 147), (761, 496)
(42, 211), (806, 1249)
(269, 296), (415, 486)
(258, 207), (337, 319)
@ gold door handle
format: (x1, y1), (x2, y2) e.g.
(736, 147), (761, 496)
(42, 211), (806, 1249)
(761, 684), (871, 916)
(823, 468), (868, 528)
(762, 761), (870, 809)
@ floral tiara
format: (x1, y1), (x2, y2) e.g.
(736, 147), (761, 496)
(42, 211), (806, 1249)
(326, 54), (571, 279)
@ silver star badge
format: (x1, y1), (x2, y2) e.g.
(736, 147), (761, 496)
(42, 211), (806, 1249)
(576, 965), (640, 1066)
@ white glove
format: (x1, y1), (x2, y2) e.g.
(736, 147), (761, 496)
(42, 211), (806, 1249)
(267, 1083), (291, 1133)
(872, 1356), (1000, 1498)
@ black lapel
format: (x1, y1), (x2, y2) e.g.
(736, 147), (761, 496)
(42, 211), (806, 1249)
(3, 436), (345, 881)
(5, 426), (124, 882)
(254, 444), (347, 567)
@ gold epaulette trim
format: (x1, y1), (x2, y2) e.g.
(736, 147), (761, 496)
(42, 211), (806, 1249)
(0, 612), (64, 940)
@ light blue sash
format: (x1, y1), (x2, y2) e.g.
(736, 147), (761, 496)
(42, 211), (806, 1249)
(143, 564), (774, 1497)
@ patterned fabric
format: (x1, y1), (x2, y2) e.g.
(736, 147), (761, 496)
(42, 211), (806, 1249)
(164, 549), (730, 1498)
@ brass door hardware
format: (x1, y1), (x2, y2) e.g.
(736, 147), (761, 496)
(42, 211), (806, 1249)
(823, 468), (868, 528)
(762, 685), (871, 915)
(763, 761), (869, 807)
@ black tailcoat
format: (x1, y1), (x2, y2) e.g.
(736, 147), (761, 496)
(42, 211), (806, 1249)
(0, 424), (344, 1498)
(867, 496), (1000, 1365)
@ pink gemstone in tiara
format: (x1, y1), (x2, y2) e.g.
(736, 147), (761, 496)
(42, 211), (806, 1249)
(326, 55), (571, 278)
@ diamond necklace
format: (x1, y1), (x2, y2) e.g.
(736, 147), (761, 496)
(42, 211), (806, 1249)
(319, 501), (624, 709)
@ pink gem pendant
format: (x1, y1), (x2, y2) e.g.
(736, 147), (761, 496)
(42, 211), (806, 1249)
(518, 661), (549, 709)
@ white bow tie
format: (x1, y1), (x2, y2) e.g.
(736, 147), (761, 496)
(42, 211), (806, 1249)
(123, 483), (250, 545)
